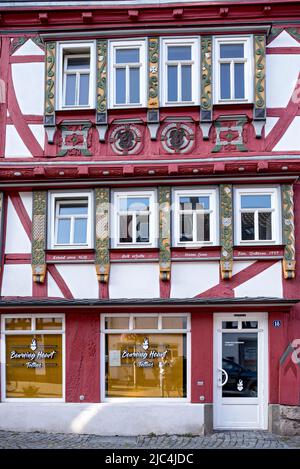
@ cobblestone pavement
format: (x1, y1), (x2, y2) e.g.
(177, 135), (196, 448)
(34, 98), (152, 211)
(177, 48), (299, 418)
(0, 430), (300, 449)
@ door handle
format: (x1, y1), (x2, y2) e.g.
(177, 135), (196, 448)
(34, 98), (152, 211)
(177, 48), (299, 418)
(217, 368), (228, 387)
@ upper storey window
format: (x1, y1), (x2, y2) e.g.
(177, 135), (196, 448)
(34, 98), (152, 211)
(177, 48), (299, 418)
(214, 36), (253, 104)
(161, 38), (199, 106)
(57, 42), (96, 110)
(109, 40), (146, 108)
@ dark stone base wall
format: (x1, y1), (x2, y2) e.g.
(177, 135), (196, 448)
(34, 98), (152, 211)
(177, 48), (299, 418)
(269, 405), (300, 435)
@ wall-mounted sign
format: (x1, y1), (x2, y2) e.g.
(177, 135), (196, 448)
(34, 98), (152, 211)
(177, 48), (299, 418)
(273, 320), (282, 328)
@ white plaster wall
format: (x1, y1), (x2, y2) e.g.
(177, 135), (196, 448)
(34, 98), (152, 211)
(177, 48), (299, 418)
(266, 55), (300, 108)
(28, 125), (45, 150)
(268, 30), (300, 48)
(19, 191), (32, 220)
(12, 63), (44, 115)
(47, 272), (64, 298)
(170, 262), (219, 298)
(232, 261), (254, 276)
(5, 125), (32, 157)
(264, 117), (279, 137)
(12, 39), (44, 56)
(5, 197), (31, 253)
(0, 403), (205, 436)
(109, 263), (160, 298)
(234, 261), (283, 298)
(273, 117), (300, 151)
(1, 265), (32, 297)
(55, 264), (99, 299)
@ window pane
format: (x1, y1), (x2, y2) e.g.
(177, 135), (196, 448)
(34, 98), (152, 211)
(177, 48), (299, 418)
(136, 214), (149, 243)
(134, 317), (158, 329)
(119, 214), (132, 243)
(234, 63), (244, 99)
(105, 333), (187, 398)
(181, 65), (192, 101)
(196, 213), (210, 242)
(36, 318), (63, 331)
(6, 334), (63, 398)
(161, 316), (187, 329)
(120, 197), (150, 212)
(67, 57), (90, 70)
(116, 48), (139, 63)
(180, 196), (209, 210)
(220, 63), (230, 99)
(168, 46), (191, 61)
(241, 195), (272, 209)
(241, 212), (255, 240)
(79, 73), (90, 105)
(116, 68), (126, 104)
(59, 203), (88, 215)
(242, 321), (258, 329)
(57, 219), (71, 244)
(258, 212), (272, 240)
(220, 44), (244, 58)
(105, 317), (130, 330)
(5, 318), (31, 331)
(129, 68), (140, 103)
(222, 321), (238, 329)
(65, 74), (76, 106)
(180, 213), (193, 242)
(167, 65), (178, 101)
(74, 218), (87, 244)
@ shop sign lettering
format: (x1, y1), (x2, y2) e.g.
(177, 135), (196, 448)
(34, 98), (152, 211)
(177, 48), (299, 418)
(121, 337), (169, 368)
(10, 339), (57, 369)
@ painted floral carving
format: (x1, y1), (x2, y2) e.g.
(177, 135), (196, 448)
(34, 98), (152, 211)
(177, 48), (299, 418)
(109, 125), (142, 155)
(212, 117), (248, 153)
(161, 123), (195, 154)
(57, 123), (92, 157)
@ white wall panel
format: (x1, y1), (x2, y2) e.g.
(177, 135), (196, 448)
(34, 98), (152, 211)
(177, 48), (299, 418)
(266, 55), (300, 108)
(55, 264), (99, 299)
(12, 39), (44, 56)
(47, 272), (64, 298)
(268, 30), (300, 48)
(1, 265), (32, 296)
(5, 125), (32, 157)
(28, 125), (45, 150)
(12, 63), (44, 115)
(170, 262), (219, 298)
(232, 261), (255, 276)
(109, 263), (160, 298)
(234, 261), (283, 298)
(5, 197), (31, 253)
(19, 191), (32, 220)
(264, 117), (279, 137)
(273, 116), (300, 151)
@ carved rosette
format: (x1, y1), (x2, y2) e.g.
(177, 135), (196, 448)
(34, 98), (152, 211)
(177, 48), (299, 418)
(200, 36), (212, 120)
(109, 124), (143, 155)
(220, 184), (233, 280)
(57, 123), (92, 157)
(44, 42), (56, 127)
(159, 187), (171, 281)
(212, 116), (248, 153)
(95, 188), (110, 283)
(96, 40), (107, 118)
(32, 191), (47, 284)
(148, 37), (159, 108)
(254, 35), (266, 120)
(282, 184), (296, 279)
(161, 123), (195, 154)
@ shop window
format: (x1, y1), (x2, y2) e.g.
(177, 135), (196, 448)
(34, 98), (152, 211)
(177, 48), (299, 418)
(57, 42), (96, 110)
(112, 190), (157, 248)
(109, 40), (146, 108)
(48, 191), (93, 249)
(102, 314), (190, 399)
(2, 315), (64, 401)
(161, 37), (199, 106)
(234, 187), (280, 245)
(213, 36), (253, 104)
(173, 189), (218, 246)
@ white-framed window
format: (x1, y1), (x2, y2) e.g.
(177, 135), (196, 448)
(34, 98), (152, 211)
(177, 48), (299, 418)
(173, 188), (218, 246)
(213, 36), (253, 104)
(234, 186), (281, 245)
(109, 39), (146, 108)
(57, 41), (96, 109)
(161, 37), (199, 106)
(1, 314), (65, 402)
(112, 190), (157, 248)
(48, 191), (93, 249)
(101, 313), (190, 401)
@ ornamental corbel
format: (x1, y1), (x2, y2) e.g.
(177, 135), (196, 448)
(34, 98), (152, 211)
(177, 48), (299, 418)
(220, 184), (233, 280)
(32, 191), (47, 284)
(44, 42), (56, 144)
(159, 186), (171, 282)
(253, 35), (266, 138)
(147, 37), (160, 140)
(282, 184), (296, 279)
(95, 188), (110, 284)
(200, 36), (212, 141)
(96, 39), (108, 142)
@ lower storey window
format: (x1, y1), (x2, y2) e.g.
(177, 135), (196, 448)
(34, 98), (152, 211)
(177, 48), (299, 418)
(103, 314), (189, 399)
(2, 315), (64, 400)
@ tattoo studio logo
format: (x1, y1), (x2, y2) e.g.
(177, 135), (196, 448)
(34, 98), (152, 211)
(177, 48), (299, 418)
(30, 338), (37, 351)
(142, 337), (149, 351)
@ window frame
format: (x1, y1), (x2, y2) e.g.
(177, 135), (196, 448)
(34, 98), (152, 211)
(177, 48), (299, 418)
(101, 313), (191, 402)
(57, 41), (96, 110)
(111, 189), (157, 249)
(108, 39), (147, 109)
(213, 35), (253, 104)
(1, 313), (65, 402)
(173, 188), (219, 247)
(48, 191), (93, 250)
(161, 36), (200, 107)
(234, 186), (281, 246)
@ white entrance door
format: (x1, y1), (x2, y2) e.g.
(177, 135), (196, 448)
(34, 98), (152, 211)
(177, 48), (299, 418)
(213, 313), (268, 430)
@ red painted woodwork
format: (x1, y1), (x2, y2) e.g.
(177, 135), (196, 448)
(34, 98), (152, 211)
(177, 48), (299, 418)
(66, 312), (100, 403)
(191, 313), (213, 404)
